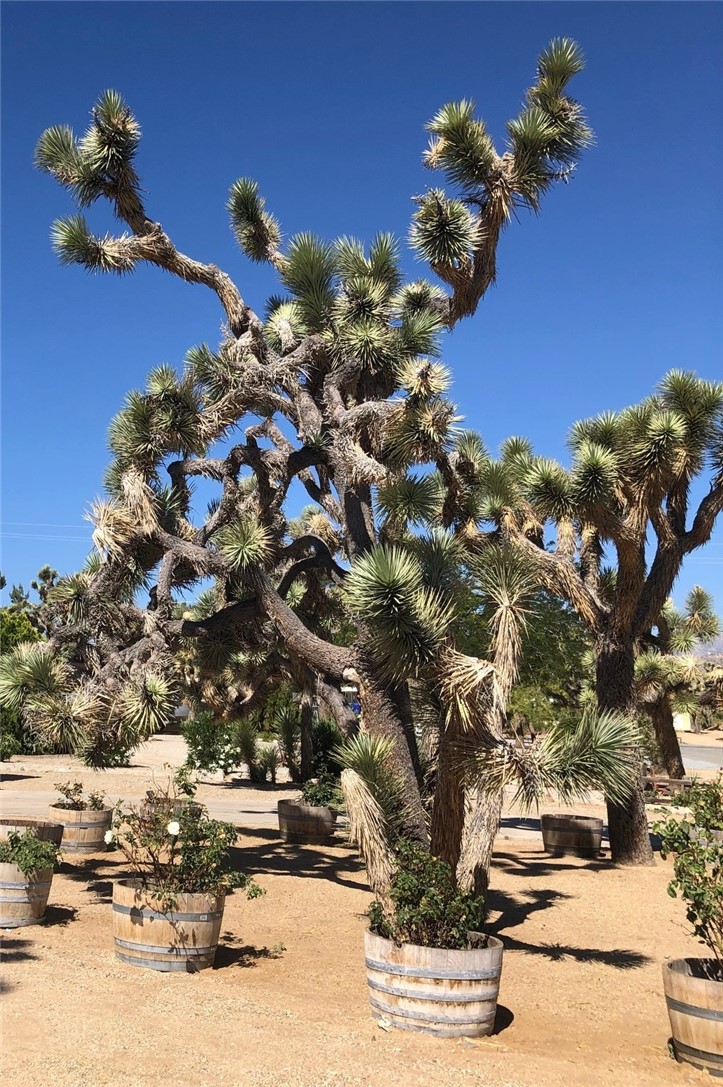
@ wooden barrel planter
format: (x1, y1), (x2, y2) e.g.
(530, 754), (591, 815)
(112, 879), (225, 972)
(277, 799), (336, 844)
(663, 958), (723, 1077)
(47, 805), (113, 854)
(363, 930), (504, 1037)
(0, 817), (63, 847)
(541, 814), (603, 858)
(0, 863), (54, 928)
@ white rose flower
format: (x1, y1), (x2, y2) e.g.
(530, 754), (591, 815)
(104, 830), (115, 845)
(166, 820), (181, 837)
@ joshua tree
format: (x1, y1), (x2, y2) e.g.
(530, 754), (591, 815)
(3, 41), (639, 886)
(442, 376), (723, 863)
(636, 587), (720, 777)
(2, 40), (593, 786)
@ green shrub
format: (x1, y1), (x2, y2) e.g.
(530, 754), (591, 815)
(0, 829), (60, 876)
(258, 744), (280, 783)
(236, 718), (264, 781)
(301, 774), (342, 808)
(655, 776), (723, 970)
(183, 711), (240, 774)
(111, 780), (263, 909)
(53, 780), (107, 810)
(368, 839), (486, 950)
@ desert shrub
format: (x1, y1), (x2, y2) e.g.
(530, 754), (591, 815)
(275, 705), (301, 780)
(53, 780), (106, 810)
(368, 839), (486, 950)
(258, 744), (280, 783)
(0, 829), (60, 876)
(183, 711), (240, 774)
(655, 777), (723, 970)
(300, 774), (342, 808)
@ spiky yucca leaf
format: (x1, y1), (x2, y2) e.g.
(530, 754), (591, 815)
(336, 733), (408, 833)
(51, 216), (136, 273)
(396, 358), (450, 398)
(345, 546), (454, 682)
(215, 517), (273, 570)
(280, 233), (336, 330)
(28, 688), (103, 755)
(377, 475), (441, 526)
(525, 457), (573, 520)
(409, 190), (481, 267)
(49, 573), (92, 624)
(425, 99), (496, 191)
(411, 530), (465, 593)
(86, 498), (137, 557)
(115, 672), (176, 738)
(340, 767), (397, 901)
(264, 300), (309, 352)
(227, 178), (281, 262)
(463, 708), (639, 810)
(34, 125), (82, 184)
(392, 279), (447, 318)
(0, 644), (69, 711)
(570, 441), (618, 509)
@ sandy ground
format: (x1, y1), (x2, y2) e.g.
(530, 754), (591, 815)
(0, 737), (716, 1087)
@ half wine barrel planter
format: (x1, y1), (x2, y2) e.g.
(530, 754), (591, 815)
(47, 805), (113, 854)
(278, 799), (336, 844)
(0, 817), (63, 847)
(363, 930), (504, 1037)
(663, 958), (723, 1077)
(0, 863), (54, 928)
(112, 879), (225, 972)
(541, 814), (603, 858)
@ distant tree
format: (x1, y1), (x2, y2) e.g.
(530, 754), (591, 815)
(0, 609), (42, 653)
(635, 587), (720, 776)
(453, 374), (723, 863)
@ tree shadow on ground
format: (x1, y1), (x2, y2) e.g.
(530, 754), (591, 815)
(43, 904), (78, 927)
(0, 773), (39, 782)
(492, 849), (612, 878)
(230, 828), (368, 892)
(0, 936), (38, 963)
(214, 931), (286, 970)
(487, 854), (652, 971)
(58, 856), (134, 903)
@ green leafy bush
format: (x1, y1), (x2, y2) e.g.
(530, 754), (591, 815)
(655, 776), (723, 970)
(258, 744), (280, 783)
(53, 780), (107, 810)
(0, 706), (22, 761)
(182, 711), (241, 774)
(301, 774), (342, 808)
(111, 780), (263, 909)
(368, 839), (486, 950)
(0, 829), (60, 876)
(312, 717), (343, 776)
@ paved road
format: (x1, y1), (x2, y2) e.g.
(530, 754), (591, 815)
(680, 743), (723, 771)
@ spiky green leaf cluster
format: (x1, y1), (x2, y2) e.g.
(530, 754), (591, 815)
(214, 517), (273, 571)
(228, 178), (281, 262)
(409, 190), (481, 268)
(345, 546), (453, 682)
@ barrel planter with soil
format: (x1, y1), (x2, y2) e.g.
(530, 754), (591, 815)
(277, 799), (336, 844)
(47, 805), (113, 854)
(0, 863), (54, 928)
(0, 818), (63, 847)
(112, 879), (225, 972)
(363, 929), (504, 1037)
(541, 814), (603, 858)
(663, 958), (723, 1077)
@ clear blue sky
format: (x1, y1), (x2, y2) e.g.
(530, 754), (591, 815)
(2, 2), (722, 611)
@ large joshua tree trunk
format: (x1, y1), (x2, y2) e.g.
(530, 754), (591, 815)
(648, 694), (685, 779)
(597, 637), (654, 866)
(430, 717), (466, 874)
(456, 789), (504, 896)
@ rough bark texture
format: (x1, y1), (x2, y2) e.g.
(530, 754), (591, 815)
(299, 691), (314, 782)
(597, 638), (654, 866)
(649, 696), (686, 779)
(456, 789), (504, 896)
(430, 718), (466, 875)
